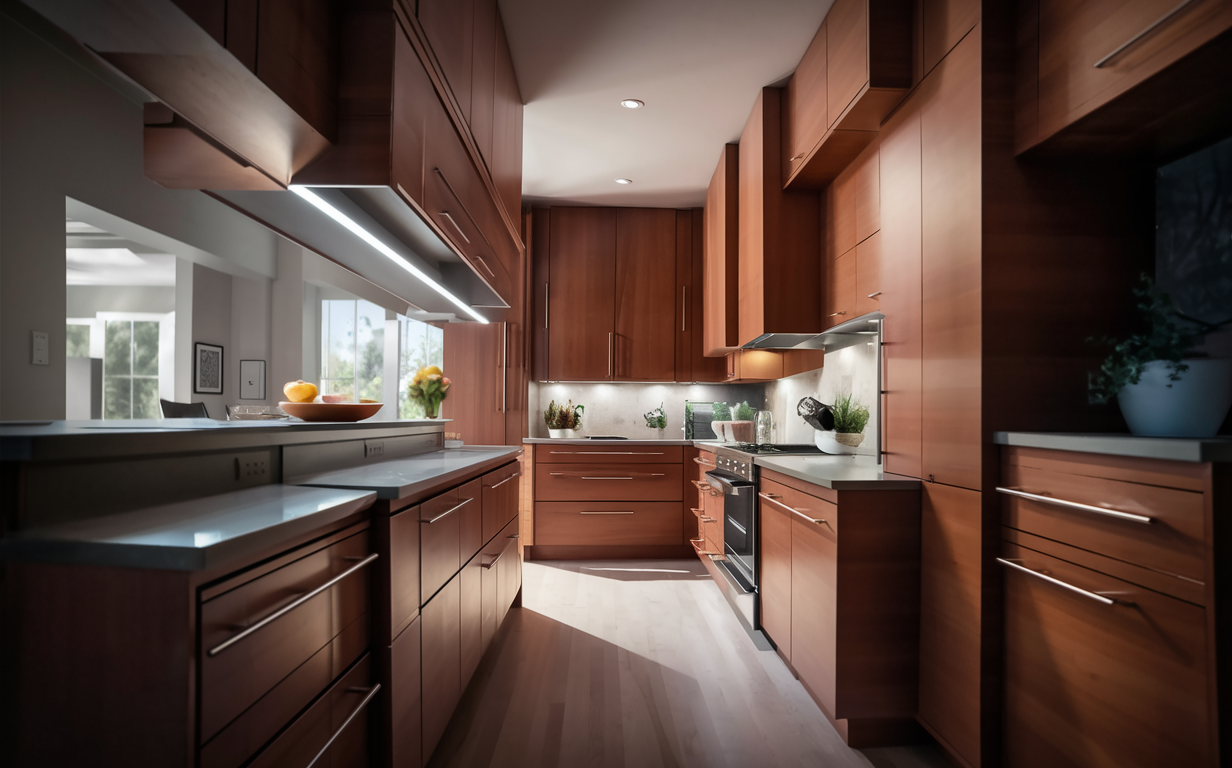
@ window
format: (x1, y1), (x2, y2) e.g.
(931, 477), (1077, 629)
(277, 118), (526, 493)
(397, 315), (444, 418)
(320, 299), (385, 402)
(104, 319), (161, 419)
(66, 324), (91, 358)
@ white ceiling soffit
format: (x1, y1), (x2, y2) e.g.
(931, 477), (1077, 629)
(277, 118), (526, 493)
(501, 0), (834, 209)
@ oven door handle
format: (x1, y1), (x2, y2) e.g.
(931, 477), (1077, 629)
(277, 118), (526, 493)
(704, 471), (752, 495)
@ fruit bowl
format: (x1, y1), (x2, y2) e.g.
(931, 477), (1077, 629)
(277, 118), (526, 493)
(279, 401), (383, 422)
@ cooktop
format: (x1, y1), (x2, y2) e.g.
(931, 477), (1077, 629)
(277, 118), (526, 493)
(726, 443), (823, 455)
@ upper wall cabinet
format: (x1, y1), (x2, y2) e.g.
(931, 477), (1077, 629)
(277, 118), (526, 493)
(419, 0), (475, 124)
(1017, 0), (1232, 156)
(703, 145), (741, 356)
(738, 88), (822, 347)
(783, 0), (913, 189)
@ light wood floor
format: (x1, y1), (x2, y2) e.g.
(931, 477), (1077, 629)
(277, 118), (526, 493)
(428, 559), (953, 768)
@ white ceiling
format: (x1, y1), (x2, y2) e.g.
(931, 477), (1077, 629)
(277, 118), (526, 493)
(65, 219), (177, 286)
(501, 0), (833, 209)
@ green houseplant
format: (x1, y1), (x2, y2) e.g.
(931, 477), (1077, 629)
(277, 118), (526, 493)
(643, 402), (666, 430)
(544, 399), (584, 438)
(831, 392), (870, 447)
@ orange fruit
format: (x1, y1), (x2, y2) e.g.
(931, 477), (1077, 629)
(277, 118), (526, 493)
(283, 380), (318, 403)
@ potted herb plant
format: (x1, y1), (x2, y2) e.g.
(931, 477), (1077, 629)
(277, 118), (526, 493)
(710, 401), (733, 441)
(1089, 275), (1232, 437)
(817, 392), (870, 454)
(544, 399), (584, 438)
(643, 402), (667, 438)
(731, 401), (756, 443)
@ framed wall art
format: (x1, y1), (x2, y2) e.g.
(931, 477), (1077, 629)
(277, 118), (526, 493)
(194, 342), (224, 394)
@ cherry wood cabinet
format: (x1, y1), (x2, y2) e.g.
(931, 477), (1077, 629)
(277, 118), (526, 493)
(725, 350), (784, 383)
(783, 0), (913, 189)
(546, 207), (617, 381)
(759, 480), (793, 661)
(469, 0), (497, 167)
(615, 209), (679, 381)
(922, 0), (981, 76)
(854, 232), (882, 317)
(704, 145), (741, 356)
(418, 0), (473, 123)
(443, 322), (504, 447)
(387, 617), (421, 768)
(825, 250), (857, 327)
(491, 8), (524, 225)
(420, 574), (461, 764)
(738, 87), (822, 347)
(680, 209), (727, 382)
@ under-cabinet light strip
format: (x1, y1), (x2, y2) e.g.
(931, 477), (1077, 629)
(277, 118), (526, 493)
(288, 185), (488, 324)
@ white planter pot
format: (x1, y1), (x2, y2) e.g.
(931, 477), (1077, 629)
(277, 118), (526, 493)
(1117, 358), (1232, 438)
(548, 428), (581, 439)
(815, 430), (861, 455)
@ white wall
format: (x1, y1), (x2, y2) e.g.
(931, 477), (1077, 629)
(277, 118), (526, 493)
(66, 286), (176, 317)
(189, 264), (233, 419)
(0, 10), (278, 419)
(763, 343), (880, 456)
(527, 382), (765, 439)
(230, 276), (272, 404)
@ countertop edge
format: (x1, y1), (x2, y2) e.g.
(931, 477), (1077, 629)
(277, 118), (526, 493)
(754, 456), (923, 491)
(993, 432), (1232, 463)
(290, 446), (522, 501)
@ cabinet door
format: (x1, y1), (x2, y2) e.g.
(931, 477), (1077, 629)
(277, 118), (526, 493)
(690, 209), (727, 381)
(421, 489), (462, 604)
(854, 231), (881, 316)
(791, 515), (838, 721)
(460, 551), (483, 691)
(827, 0), (868, 126)
(482, 461), (521, 544)
(784, 21), (827, 182)
(759, 495), (793, 659)
(854, 141), (880, 242)
(703, 145), (740, 356)
(470, 0), (496, 168)
(458, 478), (483, 563)
(392, 28), (433, 206)
(920, 29), (981, 491)
(442, 323), (502, 446)
(614, 208), (678, 381)
(1002, 542), (1208, 768)
(918, 482), (983, 768)
(421, 576), (461, 765)
(496, 521), (521, 624)
(491, 9), (524, 224)
(547, 208), (616, 381)
(923, 0), (980, 75)
(826, 249), (857, 327)
(390, 617), (422, 768)
(390, 504), (422, 643)
(419, 0), (474, 123)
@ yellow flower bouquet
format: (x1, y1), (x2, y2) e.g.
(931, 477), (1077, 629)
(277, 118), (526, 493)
(408, 365), (451, 418)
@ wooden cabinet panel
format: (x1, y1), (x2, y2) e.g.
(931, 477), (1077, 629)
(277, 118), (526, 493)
(534, 464), (683, 502)
(854, 142), (880, 241)
(923, 0), (981, 75)
(791, 514), (839, 720)
(704, 145), (741, 355)
(548, 208), (616, 381)
(419, 0), (474, 123)
(878, 91), (922, 480)
(482, 461), (521, 544)
(458, 478), (483, 564)
(1001, 540), (1208, 768)
(460, 549), (483, 690)
(534, 501), (684, 546)
(826, 249), (857, 327)
(854, 230), (882, 316)
(614, 209), (678, 381)
(421, 576), (461, 765)
(828, 0), (869, 127)
(492, 9), (523, 223)
(390, 617), (422, 768)
(824, 172), (857, 261)
(389, 503), (422, 643)
(254, 0), (339, 140)
(537, 445), (683, 464)
(920, 29), (982, 491)
(760, 492), (793, 659)
(1035, 0), (1232, 142)
(496, 516), (522, 625)
(420, 488), (463, 604)
(785, 21), (828, 182)
(726, 349), (784, 382)
(675, 210), (693, 382)
(918, 482), (983, 768)
(392, 27), (433, 206)
(470, 0), (497, 168)
(690, 208), (728, 381)
(442, 323), (502, 447)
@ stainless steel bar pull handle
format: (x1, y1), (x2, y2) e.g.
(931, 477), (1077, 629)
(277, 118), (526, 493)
(1094, 0), (1201, 67)
(867, 291), (882, 298)
(997, 558), (1121, 606)
(484, 538), (517, 568)
(305, 683), (381, 768)
(581, 510), (635, 515)
(681, 286), (687, 332)
(207, 553), (380, 657)
(995, 487), (1154, 524)
(424, 497), (473, 524)
(544, 283), (549, 329)
(759, 492), (828, 526)
(488, 471), (522, 489)
(581, 476), (633, 480)
(500, 322), (508, 413)
(693, 456), (715, 467)
(438, 211), (471, 243)
(474, 254), (495, 277)
(829, 311), (847, 317)
(608, 332), (613, 377)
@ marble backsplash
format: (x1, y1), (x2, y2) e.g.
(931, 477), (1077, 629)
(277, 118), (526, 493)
(527, 381), (764, 439)
(763, 342), (880, 456)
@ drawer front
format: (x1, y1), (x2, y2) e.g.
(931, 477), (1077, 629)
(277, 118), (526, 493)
(482, 460), (522, 543)
(535, 463), (683, 501)
(200, 531), (373, 742)
(247, 654), (375, 768)
(535, 501), (683, 546)
(1001, 541), (1208, 768)
(1000, 456), (1204, 581)
(759, 477), (838, 537)
(420, 487), (464, 605)
(458, 477), (484, 565)
(424, 161), (512, 300)
(537, 445), (685, 464)
(389, 503), (421, 643)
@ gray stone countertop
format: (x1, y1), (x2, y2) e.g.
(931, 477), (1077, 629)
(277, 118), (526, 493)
(0, 418), (446, 462)
(755, 454), (922, 490)
(0, 485), (376, 571)
(994, 432), (1232, 463)
(290, 446), (522, 500)
(522, 437), (696, 445)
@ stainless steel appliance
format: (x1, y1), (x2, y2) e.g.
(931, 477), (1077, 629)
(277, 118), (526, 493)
(705, 443), (824, 644)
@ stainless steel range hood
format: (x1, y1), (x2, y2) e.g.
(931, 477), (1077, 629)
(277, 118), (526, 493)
(742, 311), (884, 351)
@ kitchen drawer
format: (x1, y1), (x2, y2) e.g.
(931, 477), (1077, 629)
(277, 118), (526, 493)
(537, 445), (684, 464)
(481, 460), (521, 543)
(535, 463), (683, 501)
(1000, 448), (1204, 582)
(247, 654), (375, 768)
(420, 486), (474, 605)
(388, 502), (421, 643)
(759, 476), (839, 537)
(535, 501), (683, 546)
(1001, 540), (1208, 768)
(201, 615), (369, 768)
(200, 530), (374, 743)
(458, 477), (483, 565)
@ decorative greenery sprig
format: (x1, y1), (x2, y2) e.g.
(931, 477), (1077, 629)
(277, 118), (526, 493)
(734, 401), (756, 421)
(544, 399), (584, 430)
(711, 402), (731, 421)
(1088, 274), (1199, 405)
(832, 392), (870, 434)
(643, 402), (666, 429)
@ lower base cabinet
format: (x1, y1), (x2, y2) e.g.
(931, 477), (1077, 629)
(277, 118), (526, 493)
(421, 577), (462, 764)
(387, 617), (421, 768)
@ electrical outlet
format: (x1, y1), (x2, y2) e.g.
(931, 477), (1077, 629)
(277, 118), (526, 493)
(235, 454), (270, 480)
(365, 441), (384, 458)
(32, 331), (49, 365)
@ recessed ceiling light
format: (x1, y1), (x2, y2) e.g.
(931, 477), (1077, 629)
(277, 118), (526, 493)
(620, 99), (644, 109)
(615, 178), (632, 185)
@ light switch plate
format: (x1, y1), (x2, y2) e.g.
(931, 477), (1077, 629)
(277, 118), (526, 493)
(32, 331), (49, 365)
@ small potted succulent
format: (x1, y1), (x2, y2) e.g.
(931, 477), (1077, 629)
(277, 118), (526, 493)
(544, 399), (584, 438)
(643, 402), (667, 438)
(408, 366), (450, 418)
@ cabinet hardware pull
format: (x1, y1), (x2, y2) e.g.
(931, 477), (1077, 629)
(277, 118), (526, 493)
(544, 282), (549, 329)
(305, 683), (381, 768)
(997, 558), (1122, 606)
(474, 254), (495, 277)
(691, 480), (712, 491)
(484, 538), (517, 568)
(995, 487), (1154, 525)
(581, 510), (635, 515)
(829, 311), (847, 317)
(690, 537), (720, 556)
(423, 497), (473, 524)
(608, 332), (613, 378)
(682, 286), (687, 332)
(790, 153), (805, 161)
(693, 456), (715, 467)
(758, 492), (828, 526)
(549, 451), (665, 455)
(438, 211), (471, 244)
(500, 322), (507, 413)
(867, 291), (881, 298)
(488, 471), (522, 489)
(581, 476), (633, 480)
(691, 507), (705, 517)
(700, 516), (717, 523)
(207, 553), (379, 657)
(509, 533), (520, 538)
(1093, 0), (1201, 68)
